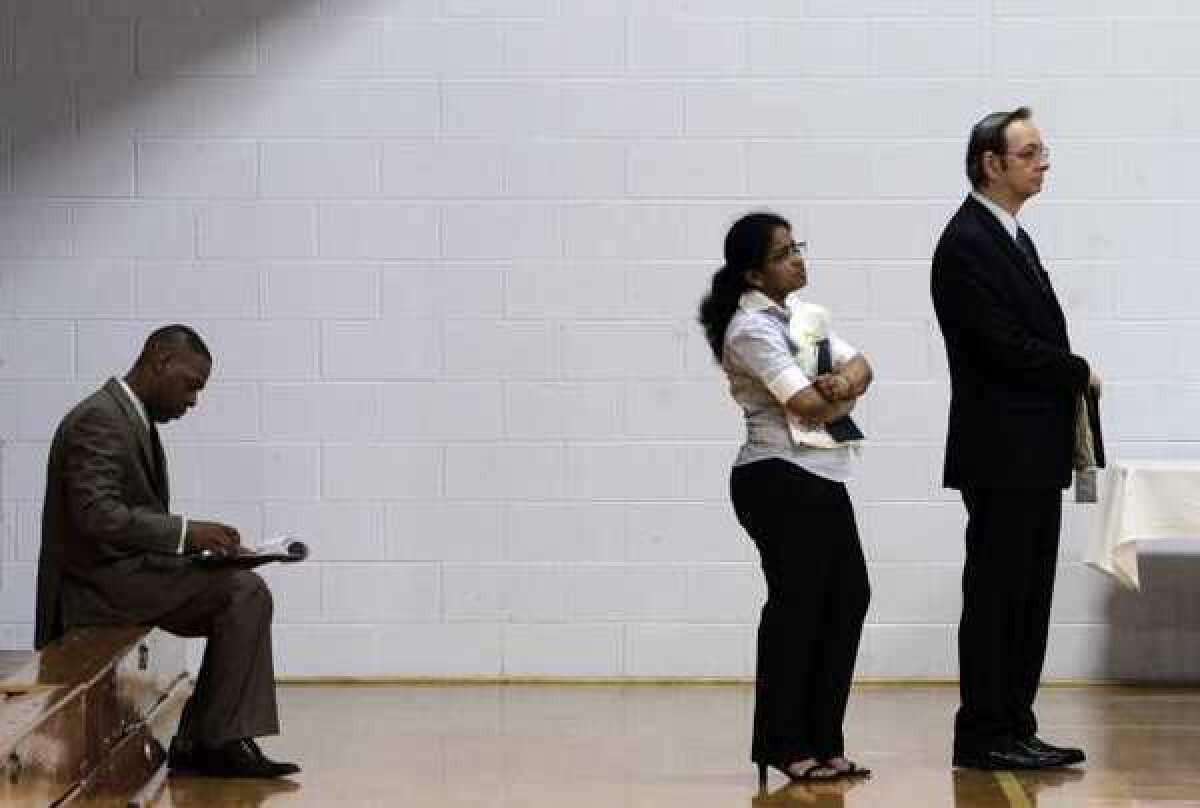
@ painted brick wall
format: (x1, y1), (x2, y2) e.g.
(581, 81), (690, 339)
(1, 0), (1197, 680)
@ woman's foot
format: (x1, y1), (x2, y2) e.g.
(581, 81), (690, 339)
(758, 757), (843, 788)
(822, 756), (871, 778)
(779, 758), (842, 781)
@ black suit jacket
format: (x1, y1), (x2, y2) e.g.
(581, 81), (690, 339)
(931, 195), (1090, 490)
(35, 379), (186, 649)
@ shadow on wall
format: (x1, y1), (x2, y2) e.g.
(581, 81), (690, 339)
(1102, 554), (1200, 683)
(0, 0), (309, 242)
(0, 0), (314, 446)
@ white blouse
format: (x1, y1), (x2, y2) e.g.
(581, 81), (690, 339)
(721, 290), (860, 483)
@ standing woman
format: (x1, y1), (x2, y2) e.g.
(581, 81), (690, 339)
(699, 212), (873, 786)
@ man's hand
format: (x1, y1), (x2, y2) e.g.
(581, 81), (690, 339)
(1088, 366), (1103, 399)
(185, 520), (241, 557)
(813, 372), (853, 402)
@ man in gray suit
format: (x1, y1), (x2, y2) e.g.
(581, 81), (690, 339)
(35, 324), (299, 779)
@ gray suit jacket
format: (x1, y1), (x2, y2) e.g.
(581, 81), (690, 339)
(35, 379), (185, 649)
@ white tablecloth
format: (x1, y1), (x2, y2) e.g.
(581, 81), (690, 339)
(1086, 460), (1200, 590)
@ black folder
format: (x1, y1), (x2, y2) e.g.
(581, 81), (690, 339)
(1073, 389), (1105, 471)
(817, 338), (864, 444)
(1085, 388), (1105, 468)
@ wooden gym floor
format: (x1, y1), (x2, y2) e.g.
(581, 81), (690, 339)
(154, 682), (1200, 807)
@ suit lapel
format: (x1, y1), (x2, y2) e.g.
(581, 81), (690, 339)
(963, 196), (1067, 333)
(1014, 229), (1069, 333)
(101, 379), (168, 506)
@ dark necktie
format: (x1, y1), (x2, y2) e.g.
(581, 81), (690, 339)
(817, 339), (864, 443)
(1015, 227), (1052, 296)
(148, 423), (169, 505)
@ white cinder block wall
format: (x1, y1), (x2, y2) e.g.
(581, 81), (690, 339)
(1, 0), (1198, 680)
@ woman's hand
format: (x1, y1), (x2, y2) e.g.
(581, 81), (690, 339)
(813, 372), (852, 402)
(815, 355), (873, 402)
(819, 397), (857, 424)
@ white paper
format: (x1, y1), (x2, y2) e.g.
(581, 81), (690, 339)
(253, 535), (300, 555)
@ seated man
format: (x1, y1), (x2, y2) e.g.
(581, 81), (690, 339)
(34, 324), (299, 779)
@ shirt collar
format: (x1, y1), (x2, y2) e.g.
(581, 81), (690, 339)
(970, 190), (1020, 241)
(115, 377), (151, 431)
(739, 289), (794, 317)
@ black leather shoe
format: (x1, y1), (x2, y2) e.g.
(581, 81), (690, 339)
(952, 741), (1051, 770)
(1020, 736), (1085, 765)
(167, 736), (203, 773)
(243, 738), (302, 776)
(178, 738), (301, 779)
(1011, 738), (1074, 767)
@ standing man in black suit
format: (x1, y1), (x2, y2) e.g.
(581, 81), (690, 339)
(931, 108), (1100, 770)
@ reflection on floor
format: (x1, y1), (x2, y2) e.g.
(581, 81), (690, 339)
(154, 683), (1200, 807)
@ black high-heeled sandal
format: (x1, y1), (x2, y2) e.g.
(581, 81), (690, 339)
(823, 759), (872, 778)
(757, 759), (842, 788)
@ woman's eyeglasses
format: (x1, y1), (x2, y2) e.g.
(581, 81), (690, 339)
(771, 241), (807, 262)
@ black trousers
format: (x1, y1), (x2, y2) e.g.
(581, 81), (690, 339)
(954, 487), (1061, 754)
(731, 459), (870, 765)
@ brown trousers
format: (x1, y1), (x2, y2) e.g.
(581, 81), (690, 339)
(154, 568), (279, 747)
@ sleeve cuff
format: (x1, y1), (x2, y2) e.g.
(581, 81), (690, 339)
(830, 334), (859, 365)
(766, 366), (810, 404)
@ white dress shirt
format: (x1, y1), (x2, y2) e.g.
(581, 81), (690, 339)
(970, 189), (1020, 241)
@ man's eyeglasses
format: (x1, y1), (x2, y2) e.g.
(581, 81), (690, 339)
(770, 240), (807, 262)
(1011, 145), (1050, 163)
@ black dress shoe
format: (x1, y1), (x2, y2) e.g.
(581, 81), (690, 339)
(243, 738), (302, 776)
(952, 741), (1051, 770)
(167, 736), (204, 773)
(176, 738), (301, 779)
(1011, 738), (1074, 768)
(1020, 736), (1085, 765)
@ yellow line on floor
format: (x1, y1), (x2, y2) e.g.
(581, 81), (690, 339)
(994, 771), (1032, 808)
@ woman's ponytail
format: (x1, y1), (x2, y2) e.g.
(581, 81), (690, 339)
(697, 211), (791, 361)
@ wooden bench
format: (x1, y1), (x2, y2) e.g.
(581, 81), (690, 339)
(0, 627), (189, 807)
